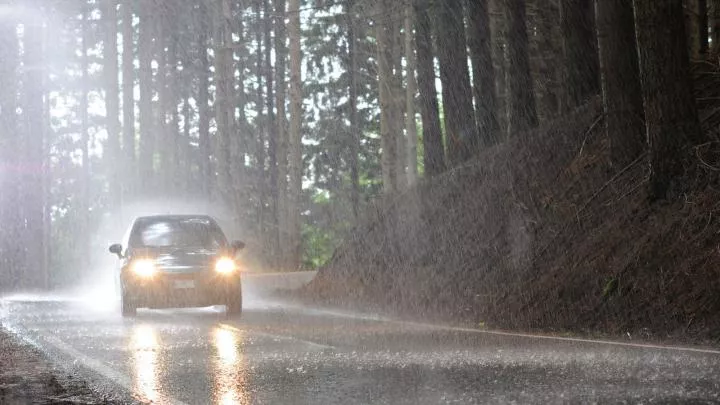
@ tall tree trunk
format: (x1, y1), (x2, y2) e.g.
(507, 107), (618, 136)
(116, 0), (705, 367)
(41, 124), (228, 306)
(414, 0), (445, 177)
(253, 0), (268, 262)
(560, 0), (600, 110)
(288, 0), (303, 270)
(0, 22), (21, 288)
(534, 0), (561, 121)
(275, 0), (289, 268)
(376, 0), (398, 195)
(138, 0), (155, 193)
(687, 0), (709, 57)
(167, 7), (181, 194)
(155, 5), (170, 194)
(595, 0), (646, 168)
(391, 11), (407, 190)
(711, 0), (720, 50)
(634, 0), (704, 199)
(198, 0), (212, 197)
(346, 0), (361, 218)
(505, 0), (538, 135)
(233, 0), (248, 212)
(466, 0), (499, 146)
(78, 5), (91, 286)
(436, 0), (477, 164)
(104, 0), (121, 208)
(121, 0), (135, 200)
(215, 0), (236, 205)
(24, 9), (47, 288)
(404, 4), (419, 185)
(264, 0), (280, 269)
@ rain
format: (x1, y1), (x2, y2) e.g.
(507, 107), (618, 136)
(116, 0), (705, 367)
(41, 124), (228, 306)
(1, 0), (720, 403)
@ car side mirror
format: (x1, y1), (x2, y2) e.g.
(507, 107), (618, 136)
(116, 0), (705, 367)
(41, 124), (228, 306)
(109, 243), (123, 259)
(231, 240), (245, 254)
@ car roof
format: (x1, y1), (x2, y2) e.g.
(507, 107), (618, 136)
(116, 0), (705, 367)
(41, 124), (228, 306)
(133, 214), (218, 223)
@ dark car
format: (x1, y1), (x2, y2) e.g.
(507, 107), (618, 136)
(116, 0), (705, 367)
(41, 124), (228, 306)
(108, 215), (245, 317)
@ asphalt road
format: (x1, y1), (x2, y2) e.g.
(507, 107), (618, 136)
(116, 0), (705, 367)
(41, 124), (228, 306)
(1, 289), (720, 404)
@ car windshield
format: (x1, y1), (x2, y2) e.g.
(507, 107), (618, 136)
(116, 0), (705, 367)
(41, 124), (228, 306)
(131, 218), (226, 250)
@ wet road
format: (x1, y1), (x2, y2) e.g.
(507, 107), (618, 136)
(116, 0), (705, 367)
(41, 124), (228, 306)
(1, 293), (720, 404)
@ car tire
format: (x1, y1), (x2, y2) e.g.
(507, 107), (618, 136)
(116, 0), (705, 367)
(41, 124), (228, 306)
(121, 289), (137, 317)
(225, 293), (242, 318)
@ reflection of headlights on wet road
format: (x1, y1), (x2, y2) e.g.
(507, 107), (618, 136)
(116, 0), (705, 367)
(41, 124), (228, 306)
(213, 326), (249, 405)
(131, 325), (160, 403)
(132, 259), (156, 278)
(215, 258), (236, 275)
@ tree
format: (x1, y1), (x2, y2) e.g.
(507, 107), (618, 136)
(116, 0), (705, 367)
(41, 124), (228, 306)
(505, 0), (538, 134)
(121, 0), (135, 198)
(198, 0), (213, 196)
(436, 0), (476, 163)
(346, 0), (361, 216)
(103, 0), (121, 206)
(214, 0), (236, 204)
(288, 0), (303, 269)
(711, 0), (720, 49)
(0, 20), (21, 289)
(23, 8), (48, 288)
(414, 0), (444, 176)
(138, 0), (155, 192)
(275, 0), (290, 267)
(687, 0), (709, 57)
(596, 0), (646, 168)
(375, 0), (399, 194)
(560, 0), (600, 110)
(634, 0), (704, 199)
(466, 0), (499, 146)
(404, 4), (419, 185)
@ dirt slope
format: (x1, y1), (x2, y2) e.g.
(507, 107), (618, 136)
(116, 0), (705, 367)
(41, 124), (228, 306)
(305, 89), (720, 343)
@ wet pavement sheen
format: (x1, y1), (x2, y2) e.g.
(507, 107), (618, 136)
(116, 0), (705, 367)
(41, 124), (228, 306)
(1, 296), (719, 404)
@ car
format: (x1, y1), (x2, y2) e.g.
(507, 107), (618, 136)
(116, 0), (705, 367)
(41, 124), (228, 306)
(108, 214), (245, 318)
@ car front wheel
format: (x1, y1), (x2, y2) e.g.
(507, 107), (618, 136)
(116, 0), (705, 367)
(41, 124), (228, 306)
(121, 288), (137, 317)
(225, 292), (242, 317)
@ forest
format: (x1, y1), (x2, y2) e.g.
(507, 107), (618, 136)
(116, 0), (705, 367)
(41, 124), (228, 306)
(0, 0), (718, 330)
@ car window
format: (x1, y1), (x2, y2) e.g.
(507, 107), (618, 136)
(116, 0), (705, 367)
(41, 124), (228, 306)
(131, 219), (227, 250)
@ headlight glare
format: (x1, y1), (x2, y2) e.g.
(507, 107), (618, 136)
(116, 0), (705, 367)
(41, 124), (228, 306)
(215, 257), (236, 274)
(132, 259), (156, 278)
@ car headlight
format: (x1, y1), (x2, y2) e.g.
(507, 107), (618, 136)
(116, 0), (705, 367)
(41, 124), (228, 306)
(215, 257), (236, 274)
(132, 259), (156, 278)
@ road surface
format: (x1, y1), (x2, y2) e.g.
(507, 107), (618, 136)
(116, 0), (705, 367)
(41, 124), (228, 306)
(1, 287), (720, 404)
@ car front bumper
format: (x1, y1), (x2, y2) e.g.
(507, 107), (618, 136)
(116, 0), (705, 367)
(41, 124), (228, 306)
(123, 270), (241, 309)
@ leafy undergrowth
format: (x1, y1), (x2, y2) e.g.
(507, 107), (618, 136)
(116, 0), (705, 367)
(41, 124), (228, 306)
(0, 329), (118, 405)
(301, 87), (720, 344)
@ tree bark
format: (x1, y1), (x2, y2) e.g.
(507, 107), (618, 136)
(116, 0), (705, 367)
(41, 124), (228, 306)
(711, 0), (720, 50)
(634, 0), (704, 199)
(214, 0), (236, 205)
(288, 0), (303, 270)
(198, 0), (212, 196)
(375, 0), (398, 195)
(138, 0), (155, 193)
(466, 0), (499, 146)
(103, 0), (121, 207)
(0, 22), (21, 288)
(560, 0), (600, 110)
(404, 4), (419, 185)
(275, 0), (289, 268)
(436, 0), (477, 164)
(24, 9), (47, 288)
(121, 0), (135, 199)
(414, 0), (445, 176)
(505, 0), (538, 135)
(687, 0), (709, 57)
(346, 0), (361, 218)
(595, 0), (646, 168)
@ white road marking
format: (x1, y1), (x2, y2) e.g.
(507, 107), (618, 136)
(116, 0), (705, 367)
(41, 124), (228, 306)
(2, 321), (190, 405)
(219, 322), (335, 351)
(274, 302), (720, 356)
